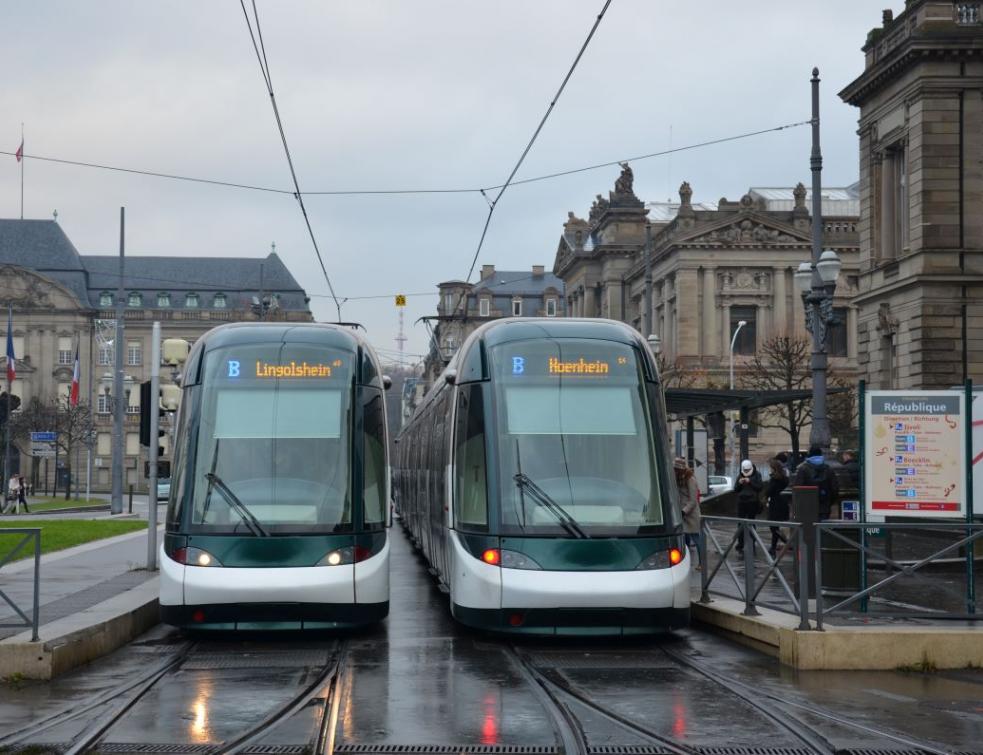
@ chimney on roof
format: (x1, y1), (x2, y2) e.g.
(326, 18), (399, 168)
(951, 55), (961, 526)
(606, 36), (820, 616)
(481, 264), (495, 280)
(532, 265), (545, 276)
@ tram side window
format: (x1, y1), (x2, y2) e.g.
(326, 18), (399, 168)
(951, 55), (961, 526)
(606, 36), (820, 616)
(454, 384), (488, 530)
(362, 389), (386, 527)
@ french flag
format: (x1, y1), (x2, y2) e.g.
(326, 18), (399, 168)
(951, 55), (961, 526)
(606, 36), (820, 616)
(5, 307), (14, 385)
(70, 342), (80, 407)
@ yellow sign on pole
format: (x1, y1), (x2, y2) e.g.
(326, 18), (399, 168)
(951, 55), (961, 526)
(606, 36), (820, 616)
(395, 295), (406, 307)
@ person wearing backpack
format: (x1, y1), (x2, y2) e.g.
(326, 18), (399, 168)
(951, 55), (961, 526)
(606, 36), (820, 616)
(794, 445), (839, 520)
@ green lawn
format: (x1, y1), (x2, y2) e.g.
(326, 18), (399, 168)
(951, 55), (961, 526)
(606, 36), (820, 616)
(24, 497), (109, 512)
(0, 520), (147, 562)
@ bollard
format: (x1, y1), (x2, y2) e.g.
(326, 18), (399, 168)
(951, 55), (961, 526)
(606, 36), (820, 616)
(128, 484), (133, 514)
(796, 527), (811, 630)
(742, 521), (759, 616)
(792, 486), (819, 598)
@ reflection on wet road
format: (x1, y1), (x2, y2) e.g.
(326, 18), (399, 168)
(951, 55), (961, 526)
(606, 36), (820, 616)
(0, 521), (980, 753)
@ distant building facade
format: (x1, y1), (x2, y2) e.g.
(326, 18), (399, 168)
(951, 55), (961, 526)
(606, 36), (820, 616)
(552, 165), (861, 457)
(839, 1), (983, 389)
(0, 218), (312, 492)
(422, 265), (565, 386)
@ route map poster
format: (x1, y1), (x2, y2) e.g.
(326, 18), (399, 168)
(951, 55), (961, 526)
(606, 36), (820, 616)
(865, 390), (967, 519)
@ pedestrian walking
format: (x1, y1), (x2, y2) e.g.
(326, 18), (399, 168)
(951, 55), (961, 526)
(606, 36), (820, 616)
(765, 457), (789, 557)
(794, 445), (839, 520)
(734, 459), (763, 554)
(3, 474), (19, 514)
(674, 457), (702, 569)
(16, 474), (29, 513)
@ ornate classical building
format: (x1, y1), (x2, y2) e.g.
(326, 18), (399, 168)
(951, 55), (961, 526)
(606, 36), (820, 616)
(0, 218), (312, 492)
(422, 264), (565, 386)
(839, 1), (983, 389)
(553, 165), (861, 457)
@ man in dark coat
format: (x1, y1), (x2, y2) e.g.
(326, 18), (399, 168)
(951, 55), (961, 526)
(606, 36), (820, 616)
(733, 459), (763, 553)
(794, 445), (840, 520)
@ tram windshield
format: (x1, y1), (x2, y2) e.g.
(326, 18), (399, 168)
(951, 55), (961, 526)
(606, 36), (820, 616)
(188, 343), (353, 534)
(491, 339), (664, 535)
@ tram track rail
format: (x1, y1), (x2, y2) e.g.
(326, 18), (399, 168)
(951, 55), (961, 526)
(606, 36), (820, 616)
(659, 645), (955, 755)
(1, 640), (348, 755)
(0, 641), (197, 752)
(505, 645), (699, 755)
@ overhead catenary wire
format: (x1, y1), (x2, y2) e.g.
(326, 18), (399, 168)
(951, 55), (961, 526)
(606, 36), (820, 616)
(0, 118), (811, 199)
(238, 0), (342, 321)
(459, 0), (613, 288)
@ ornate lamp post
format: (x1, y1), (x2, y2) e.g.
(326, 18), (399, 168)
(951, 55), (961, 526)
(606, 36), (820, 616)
(795, 250), (842, 452)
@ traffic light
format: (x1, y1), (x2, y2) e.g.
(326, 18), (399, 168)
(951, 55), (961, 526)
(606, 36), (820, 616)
(138, 381), (167, 455)
(0, 392), (22, 427)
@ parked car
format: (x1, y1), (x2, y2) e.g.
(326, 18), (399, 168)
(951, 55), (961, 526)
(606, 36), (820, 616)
(707, 475), (732, 496)
(157, 477), (171, 500)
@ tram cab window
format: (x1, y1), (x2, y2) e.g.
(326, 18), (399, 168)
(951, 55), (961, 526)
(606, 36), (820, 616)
(491, 339), (664, 535)
(362, 389), (387, 527)
(454, 384), (488, 530)
(186, 344), (354, 534)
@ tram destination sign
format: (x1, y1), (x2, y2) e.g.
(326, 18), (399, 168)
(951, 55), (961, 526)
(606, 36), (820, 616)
(864, 390), (967, 519)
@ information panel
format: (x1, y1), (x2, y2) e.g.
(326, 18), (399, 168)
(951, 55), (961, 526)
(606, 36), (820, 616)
(865, 390), (966, 519)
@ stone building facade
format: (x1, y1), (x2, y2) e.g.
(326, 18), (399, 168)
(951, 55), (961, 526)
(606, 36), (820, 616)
(553, 165), (861, 458)
(422, 265), (565, 386)
(839, 1), (983, 389)
(0, 219), (312, 493)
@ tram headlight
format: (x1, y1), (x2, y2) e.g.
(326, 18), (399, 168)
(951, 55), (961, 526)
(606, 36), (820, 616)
(635, 547), (684, 570)
(500, 550), (543, 570)
(316, 544), (376, 566)
(170, 546), (223, 567)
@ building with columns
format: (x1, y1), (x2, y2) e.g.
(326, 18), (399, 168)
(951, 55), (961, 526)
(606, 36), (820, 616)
(553, 165), (861, 457)
(839, 1), (983, 389)
(0, 218), (312, 493)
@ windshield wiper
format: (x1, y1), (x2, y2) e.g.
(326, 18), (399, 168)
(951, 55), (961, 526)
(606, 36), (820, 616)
(513, 473), (588, 539)
(204, 472), (269, 537)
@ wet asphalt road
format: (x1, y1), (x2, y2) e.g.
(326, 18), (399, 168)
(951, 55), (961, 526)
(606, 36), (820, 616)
(1, 522), (981, 754)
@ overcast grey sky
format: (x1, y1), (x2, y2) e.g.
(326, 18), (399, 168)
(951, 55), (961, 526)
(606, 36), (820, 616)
(2, 1), (892, 360)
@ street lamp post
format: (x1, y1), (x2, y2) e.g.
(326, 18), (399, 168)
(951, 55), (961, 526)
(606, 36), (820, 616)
(795, 251), (842, 453)
(729, 319), (747, 477)
(795, 67), (843, 455)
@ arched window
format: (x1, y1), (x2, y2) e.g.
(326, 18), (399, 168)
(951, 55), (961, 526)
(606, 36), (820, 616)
(185, 292), (200, 308)
(213, 293), (227, 309)
(157, 292), (170, 307)
(99, 291), (113, 307)
(127, 292), (142, 307)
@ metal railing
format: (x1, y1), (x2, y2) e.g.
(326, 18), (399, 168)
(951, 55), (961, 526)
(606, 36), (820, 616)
(699, 516), (812, 631)
(698, 516), (982, 630)
(814, 521), (982, 630)
(0, 528), (41, 641)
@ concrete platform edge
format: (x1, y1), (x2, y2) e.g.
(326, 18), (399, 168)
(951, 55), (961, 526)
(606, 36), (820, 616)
(0, 577), (160, 680)
(691, 599), (983, 670)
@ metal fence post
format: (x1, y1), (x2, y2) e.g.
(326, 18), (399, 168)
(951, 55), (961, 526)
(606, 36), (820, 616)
(814, 523), (824, 630)
(31, 531), (40, 642)
(699, 521), (710, 604)
(128, 483), (133, 514)
(742, 521), (759, 616)
(796, 527), (811, 630)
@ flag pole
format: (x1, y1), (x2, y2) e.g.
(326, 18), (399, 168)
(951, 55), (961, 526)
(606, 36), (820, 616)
(19, 124), (24, 220)
(4, 305), (13, 500)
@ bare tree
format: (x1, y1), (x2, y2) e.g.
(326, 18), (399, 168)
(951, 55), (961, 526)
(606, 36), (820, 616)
(10, 396), (94, 498)
(739, 334), (812, 461)
(656, 354), (708, 389)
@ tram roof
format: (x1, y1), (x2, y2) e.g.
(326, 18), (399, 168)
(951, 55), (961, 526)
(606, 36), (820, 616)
(466, 317), (643, 350)
(193, 322), (367, 351)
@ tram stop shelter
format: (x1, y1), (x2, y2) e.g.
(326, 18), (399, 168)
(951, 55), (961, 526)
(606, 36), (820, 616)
(664, 388), (845, 474)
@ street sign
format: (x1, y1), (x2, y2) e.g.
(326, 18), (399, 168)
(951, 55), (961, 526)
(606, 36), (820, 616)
(864, 390), (967, 519)
(395, 294), (406, 307)
(30, 431), (57, 458)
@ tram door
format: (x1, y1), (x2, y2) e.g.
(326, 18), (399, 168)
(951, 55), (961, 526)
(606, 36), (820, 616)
(429, 392), (449, 580)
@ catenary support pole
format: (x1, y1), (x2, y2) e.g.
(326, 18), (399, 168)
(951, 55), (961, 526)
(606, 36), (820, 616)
(148, 322), (160, 570)
(966, 379), (975, 614)
(807, 68), (830, 452)
(111, 208), (125, 514)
